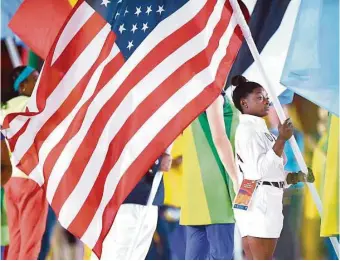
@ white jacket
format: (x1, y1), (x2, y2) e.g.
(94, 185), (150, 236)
(235, 114), (287, 183)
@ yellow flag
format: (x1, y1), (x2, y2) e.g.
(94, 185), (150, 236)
(68, 0), (78, 7)
(83, 245), (92, 260)
(305, 133), (328, 219)
(301, 132), (328, 260)
(321, 115), (339, 237)
(163, 135), (184, 208)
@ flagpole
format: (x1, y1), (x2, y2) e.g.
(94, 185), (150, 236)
(229, 0), (339, 258)
(5, 37), (22, 67)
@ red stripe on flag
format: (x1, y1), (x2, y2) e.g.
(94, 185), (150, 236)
(53, 12), (108, 72)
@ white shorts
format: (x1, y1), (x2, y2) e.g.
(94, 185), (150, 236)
(234, 185), (284, 238)
(91, 204), (158, 260)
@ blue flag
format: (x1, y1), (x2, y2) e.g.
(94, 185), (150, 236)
(1, 0), (23, 40)
(281, 0), (339, 116)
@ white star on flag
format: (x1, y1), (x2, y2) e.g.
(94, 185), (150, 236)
(118, 24), (126, 34)
(117, 0), (122, 3)
(115, 12), (120, 19)
(142, 23), (149, 32)
(124, 8), (129, 16)
(131, 24), (138, 33)
(101, 0), (111, 7)
(146, 6), (152, 15)
(135, 6), (142, 16)
(156, 5), (165, 15)
(127, 40), (134, 50)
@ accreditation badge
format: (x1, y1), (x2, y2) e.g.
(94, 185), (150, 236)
(233, 179), (259, 211)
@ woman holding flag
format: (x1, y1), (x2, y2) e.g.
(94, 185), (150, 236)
(231, 75), (293, 260)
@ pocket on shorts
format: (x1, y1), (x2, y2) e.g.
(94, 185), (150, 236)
(265, 187), (284, 214)
(252, 186), (267, 214)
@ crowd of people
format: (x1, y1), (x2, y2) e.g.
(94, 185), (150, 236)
(1, 66), (317, 260)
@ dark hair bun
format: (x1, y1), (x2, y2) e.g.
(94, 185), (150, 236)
(231, 75), (247, 86)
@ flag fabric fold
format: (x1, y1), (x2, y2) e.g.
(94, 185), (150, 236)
(2, 0), (247, 257)
(281, 0), (339, 116)
(8, 0), (73, 59)
(321, 115), (339, 237)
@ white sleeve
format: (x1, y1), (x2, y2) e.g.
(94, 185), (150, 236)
(238, 128), (284, 179)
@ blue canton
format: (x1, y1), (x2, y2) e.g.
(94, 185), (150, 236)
(86, 0), (189, 60)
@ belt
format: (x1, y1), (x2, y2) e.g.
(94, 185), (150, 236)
(261, 181), (285, 189)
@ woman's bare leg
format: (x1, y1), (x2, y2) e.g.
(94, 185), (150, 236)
(247, 236), (278, 260)
(242, 237), (253, 260)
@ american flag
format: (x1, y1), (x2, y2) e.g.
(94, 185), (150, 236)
(3, 0), (247, 256)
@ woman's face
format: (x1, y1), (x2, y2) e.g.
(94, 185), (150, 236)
(19, 70), (39, 97)
(241, 87), (270, 117)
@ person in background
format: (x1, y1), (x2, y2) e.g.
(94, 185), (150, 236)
(180, 88), (239, 260)
(163, 135), (184, 209)
(3, 66), (49, 260)
(1, 133), (12, 186)
(1, 132), (12, 259)
(2, 66), (37, 115)
(147, 136), (185, 260)
(38, 208), (58, 260)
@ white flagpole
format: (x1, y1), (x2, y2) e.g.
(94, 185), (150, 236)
(229, 0), (339, 258)
(5, 37), (22, 67)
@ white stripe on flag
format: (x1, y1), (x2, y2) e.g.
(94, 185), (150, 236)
(52, 2), (95, 65)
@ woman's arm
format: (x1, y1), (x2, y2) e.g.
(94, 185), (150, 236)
(237, 129), (289, 180)
(206, 96), (238, 188)
(1, 139), (12, 186)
